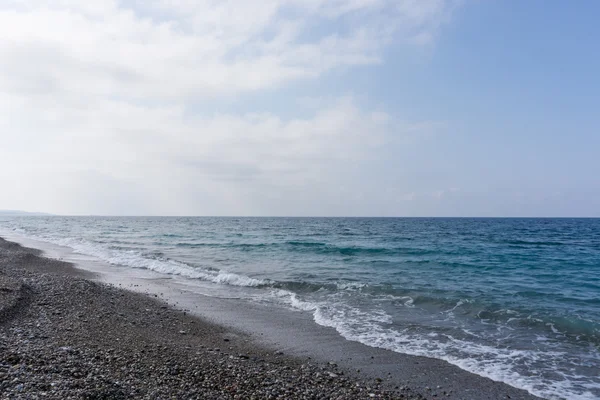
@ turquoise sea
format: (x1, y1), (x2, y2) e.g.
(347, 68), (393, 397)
(1, 217), (598, 399)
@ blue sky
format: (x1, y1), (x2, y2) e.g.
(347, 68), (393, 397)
(0, 1), (598, 216)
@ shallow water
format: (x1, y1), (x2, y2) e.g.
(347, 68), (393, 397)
(1, 216), (598, 400)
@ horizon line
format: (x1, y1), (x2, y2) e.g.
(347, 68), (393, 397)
(3, 213), (599, 219)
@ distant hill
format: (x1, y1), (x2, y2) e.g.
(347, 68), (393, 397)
(0, 210), (52, 216)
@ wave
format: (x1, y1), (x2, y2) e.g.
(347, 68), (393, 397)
(274, 289), (600, 400)
(67, 239), (266, 287)
(285, 241), (326, 247)
(174, 242), (269, 249)
(173, 239), (439, 257)
(407, 294), (600, 343)
(266, 279), (370, 294)
(478, 311), (600, 344)
(283, 241), (440, 257)
(3, 231), (266, 288)
(505, 240), (566, 246)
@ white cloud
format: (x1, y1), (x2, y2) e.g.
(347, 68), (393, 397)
(0, 92), (440, 214)
(0, 0), (458, 100)
(0, 0), (459, 215)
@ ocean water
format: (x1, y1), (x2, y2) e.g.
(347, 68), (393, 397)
(0, 217), (598, 399)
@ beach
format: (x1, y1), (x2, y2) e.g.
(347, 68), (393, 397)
(0, 236), (543, 399)
(2, 0), (599, 397)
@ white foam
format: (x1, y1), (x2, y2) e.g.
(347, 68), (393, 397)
(546, 323), (561, 334)
(4, 230), (265, 288)
(212, 272), (264, 287)
(402, 296), (415, 307)
(273, 289), (599, 400)
(270, 290), (318, 311)
(336, 282), (367, 290)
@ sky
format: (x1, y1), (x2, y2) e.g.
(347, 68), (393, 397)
(0, 0), (598, 217)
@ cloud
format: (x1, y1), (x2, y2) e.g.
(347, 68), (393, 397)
(0, 0), (460, 215)
(0, 0), (458, 100)
(0, 93), (440, 214)
(432, 187), (460, 199)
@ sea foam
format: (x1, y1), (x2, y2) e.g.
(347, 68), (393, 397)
(6, 230), (265, 288)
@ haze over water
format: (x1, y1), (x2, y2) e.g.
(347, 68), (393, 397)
(1, 216), (599, 400)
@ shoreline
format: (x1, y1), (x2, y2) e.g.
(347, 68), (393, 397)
(0, 236), (542, 399)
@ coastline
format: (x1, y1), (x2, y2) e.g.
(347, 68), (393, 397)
(0, 236), (542, 399)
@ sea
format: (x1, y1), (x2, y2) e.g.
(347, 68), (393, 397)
(0, 216), (598, 400)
